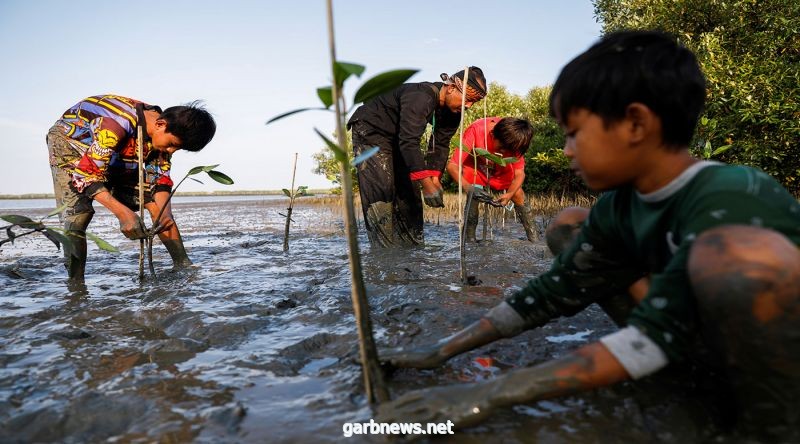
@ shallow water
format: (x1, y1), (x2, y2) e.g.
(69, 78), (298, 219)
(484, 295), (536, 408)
(1, 198), (732, 442)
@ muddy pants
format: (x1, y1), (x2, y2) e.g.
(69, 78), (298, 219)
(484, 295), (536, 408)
(47, 125), (155, 280)
(350, 121), (423, 247)
(47, 126), (98, 280)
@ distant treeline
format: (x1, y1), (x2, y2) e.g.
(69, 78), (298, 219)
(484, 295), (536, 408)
(0, 189), (334, 200)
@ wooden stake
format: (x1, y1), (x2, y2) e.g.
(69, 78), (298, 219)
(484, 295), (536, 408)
(137, 126), (145, 279)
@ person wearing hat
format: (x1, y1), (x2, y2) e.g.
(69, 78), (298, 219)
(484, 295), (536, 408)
(347, 67), (487, 247)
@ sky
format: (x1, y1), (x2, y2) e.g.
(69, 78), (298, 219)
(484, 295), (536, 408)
(0, 0), (602, 195)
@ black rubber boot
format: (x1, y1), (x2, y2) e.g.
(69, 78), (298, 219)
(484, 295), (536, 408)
(365, 201), (395, 247)
(463, 195), (479, 242)
(514, 201), (539, 242)
(63, 212), (93, 282)
(161, 234), (193, 269)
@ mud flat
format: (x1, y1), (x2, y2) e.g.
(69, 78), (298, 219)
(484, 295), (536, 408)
(0, 199), (730, 442)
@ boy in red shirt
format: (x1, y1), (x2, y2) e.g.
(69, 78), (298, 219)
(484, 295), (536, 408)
(446, 117), (536, 241)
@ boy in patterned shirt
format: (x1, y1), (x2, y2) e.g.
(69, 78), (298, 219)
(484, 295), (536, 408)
(47, 95), (216, 282)
(377, 31), (800, 438)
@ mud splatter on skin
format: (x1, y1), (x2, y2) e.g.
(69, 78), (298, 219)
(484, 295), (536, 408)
(0, 199), (737, 442)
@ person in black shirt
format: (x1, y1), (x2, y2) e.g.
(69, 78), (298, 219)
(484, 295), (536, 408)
(347, 67), (487, 247)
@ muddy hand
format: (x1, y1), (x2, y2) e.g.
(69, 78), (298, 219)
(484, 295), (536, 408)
(379, 343), (447, 370)
(419, 177), (444, 208)
(120, 213), (147, 240)
(423, 189), (444, 208)
(376, 383), (493, 429)
(470, 188), (502, 207)
(149, 216), (175, 236)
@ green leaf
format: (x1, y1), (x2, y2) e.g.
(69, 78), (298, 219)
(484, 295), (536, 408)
(85, 231), (119, 253)
(266, 107), (330, 125)
(334, 61), (366, 88)
(282, 188), (292, 197)
(502, 156), (519, 164)
(46, 203), (69, 219)
(351, 146), (379, 166)
(474, 148), (508, 166)
(0, 214), (43, 229)
(189, 177), (204, 184)
(314, 128), (348, 163)
(317, 87), (333, 108)
(44, 227), (70, 251)
(207, 170), (234, 185)
(188, 164), (219, 175)
(353, 69), (418, 104)
(711, 144), (733, 156)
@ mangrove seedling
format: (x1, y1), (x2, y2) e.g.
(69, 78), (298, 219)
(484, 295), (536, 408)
(0, 204), (118, 255)
(141, 164), (234, 278)
(281, 152), (315, 252)
(266, 0), (415, 405)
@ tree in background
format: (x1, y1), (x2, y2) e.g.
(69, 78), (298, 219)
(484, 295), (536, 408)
(594, 0), (800, 193)
(312, 132), (355, 194)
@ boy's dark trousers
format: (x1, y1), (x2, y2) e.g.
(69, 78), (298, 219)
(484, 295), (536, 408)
(350, 121), (423, 248)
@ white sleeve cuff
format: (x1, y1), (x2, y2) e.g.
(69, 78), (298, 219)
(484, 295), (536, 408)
(484, 301), (528, 337)
(599, 326), (669, 379)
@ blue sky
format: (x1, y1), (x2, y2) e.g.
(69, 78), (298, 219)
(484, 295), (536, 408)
(0, 0), (601, 194)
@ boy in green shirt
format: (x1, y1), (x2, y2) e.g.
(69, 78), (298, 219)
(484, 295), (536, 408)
(377, 31), (800, 438)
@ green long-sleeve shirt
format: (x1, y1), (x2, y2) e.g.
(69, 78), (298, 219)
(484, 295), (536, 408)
(506, 161), (800, 362)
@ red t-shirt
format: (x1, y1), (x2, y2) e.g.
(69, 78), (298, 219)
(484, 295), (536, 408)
(449, 117), (524, 188)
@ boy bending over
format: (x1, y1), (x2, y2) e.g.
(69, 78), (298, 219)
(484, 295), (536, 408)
(48, 95), (216, 282)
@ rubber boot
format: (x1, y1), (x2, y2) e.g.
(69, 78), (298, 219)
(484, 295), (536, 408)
(463, 194), (479, 242)
(365, 201), (395, 248)
(514, 201), (539, 242)
(161, 235), (193, 269)
(63, 212), (93, 282)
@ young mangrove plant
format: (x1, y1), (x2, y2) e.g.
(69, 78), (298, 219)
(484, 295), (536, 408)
(1, 204), (118, 255)
(281, 153), (314, 252)
(140, 164), (234, 278)
(266, 0), (417, 405)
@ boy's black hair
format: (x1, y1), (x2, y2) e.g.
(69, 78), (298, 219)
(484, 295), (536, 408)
(549, 30), (706, 148)
(159, 100), (216, 152)
(493, 117), (534, 157)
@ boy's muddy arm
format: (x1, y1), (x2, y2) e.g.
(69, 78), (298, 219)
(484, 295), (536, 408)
(380, 318), (503, 369)
(377, 341), (630, 428)
(93, 191), (147, 239)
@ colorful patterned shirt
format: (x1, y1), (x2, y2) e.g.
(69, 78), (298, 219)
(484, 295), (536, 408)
(52, 95), (173, 197)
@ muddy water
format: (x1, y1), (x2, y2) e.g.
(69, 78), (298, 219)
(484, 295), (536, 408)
(1, 198), (728, 442)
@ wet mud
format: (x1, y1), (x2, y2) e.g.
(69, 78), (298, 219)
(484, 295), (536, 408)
(0, 199), (742, 442)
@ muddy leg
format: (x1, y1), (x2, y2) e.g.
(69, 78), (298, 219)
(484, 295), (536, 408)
(159, 229), (192, 268)
(365, 201), (395, 248)
(545, 206), (588, 256)
(393, 149), (424, 246)
(463, 193), (479, 243)
(48, 128), (95, 283)
(513, 200), (539, 242)
(688, 225), (800, 438)
(351, 122), (397, 247)
(63, 212), (93, 282)
(545, 206), (638, 326)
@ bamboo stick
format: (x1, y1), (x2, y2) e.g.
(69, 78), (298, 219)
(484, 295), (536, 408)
(137, 126), (145, 279)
